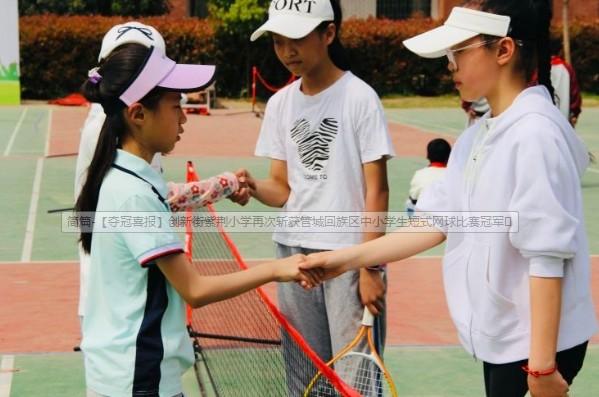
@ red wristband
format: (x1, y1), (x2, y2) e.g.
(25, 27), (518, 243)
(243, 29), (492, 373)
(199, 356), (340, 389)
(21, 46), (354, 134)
(521, 365), (557, 377)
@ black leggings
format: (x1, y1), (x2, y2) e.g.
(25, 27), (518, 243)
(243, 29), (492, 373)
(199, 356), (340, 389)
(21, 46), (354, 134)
(483, 341), (588, 397)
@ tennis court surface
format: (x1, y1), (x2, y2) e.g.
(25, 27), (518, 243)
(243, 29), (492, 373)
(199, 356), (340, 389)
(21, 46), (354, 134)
(1, 103), (599, 396)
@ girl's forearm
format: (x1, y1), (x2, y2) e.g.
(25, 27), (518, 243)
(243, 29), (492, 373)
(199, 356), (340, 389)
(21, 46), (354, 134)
(192, 262), (277, 307)
(167, 172), (238, 211)
(328, 227), (446, 271)
(528, 276), (562, 370)
(252, 178), (290, 208)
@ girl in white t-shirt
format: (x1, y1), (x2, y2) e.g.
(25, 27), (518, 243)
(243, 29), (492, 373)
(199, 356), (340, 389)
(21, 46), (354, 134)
(235, 0), (395, 392)
(302, 2), (597, 396)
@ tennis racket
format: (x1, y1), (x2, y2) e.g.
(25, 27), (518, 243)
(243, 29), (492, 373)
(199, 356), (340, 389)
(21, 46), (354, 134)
(304, 307), (398, 397)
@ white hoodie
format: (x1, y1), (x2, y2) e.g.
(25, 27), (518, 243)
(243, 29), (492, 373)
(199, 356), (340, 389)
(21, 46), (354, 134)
(417, 86), (598, 364)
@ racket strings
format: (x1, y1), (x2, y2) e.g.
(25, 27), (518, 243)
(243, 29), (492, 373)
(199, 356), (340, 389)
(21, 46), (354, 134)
(308, 355), (391, 397)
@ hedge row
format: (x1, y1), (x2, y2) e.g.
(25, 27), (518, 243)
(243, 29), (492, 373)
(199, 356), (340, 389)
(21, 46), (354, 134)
(19, 15), (599, 99)
(19, 15), (216, 99)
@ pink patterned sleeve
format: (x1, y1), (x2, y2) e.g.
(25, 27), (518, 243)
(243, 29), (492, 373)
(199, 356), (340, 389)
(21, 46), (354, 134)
(167, 172), (239, 212)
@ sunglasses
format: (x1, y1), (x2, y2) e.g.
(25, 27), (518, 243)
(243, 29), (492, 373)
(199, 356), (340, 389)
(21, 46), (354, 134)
(446, 38), (523, 71)
(446, 39), (499, 71)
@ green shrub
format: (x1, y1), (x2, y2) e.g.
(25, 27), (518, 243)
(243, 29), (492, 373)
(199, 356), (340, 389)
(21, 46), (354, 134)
(208, 0), (271, 97)
(18, 15), (599, 99)
(19, 0), (170, 16)
(19, 15), (215, 98)
(562, 21), (599, 94)
(342, 17), (451, 96)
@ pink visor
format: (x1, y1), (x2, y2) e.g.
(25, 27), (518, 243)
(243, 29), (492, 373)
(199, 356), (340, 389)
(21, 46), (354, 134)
(119, 46), (216, 106)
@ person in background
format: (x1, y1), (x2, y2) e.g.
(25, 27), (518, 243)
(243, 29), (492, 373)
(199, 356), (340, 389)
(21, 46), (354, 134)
(406, 138), (451, 215)
(550, 55), (582, 127)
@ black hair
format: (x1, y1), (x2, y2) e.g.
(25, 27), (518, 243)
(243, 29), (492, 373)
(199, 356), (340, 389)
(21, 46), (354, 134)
(463, 0), (554, 100)
(316, 0), (351, 71)
(427, 138), (452, 164)
(76, 43), (165, 253)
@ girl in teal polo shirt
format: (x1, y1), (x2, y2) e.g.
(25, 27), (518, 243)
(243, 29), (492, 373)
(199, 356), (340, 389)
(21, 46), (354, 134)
(75, 43), (318, 397)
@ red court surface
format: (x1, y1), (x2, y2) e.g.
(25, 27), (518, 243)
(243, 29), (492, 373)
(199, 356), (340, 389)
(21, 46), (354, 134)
(45, 106), (454, 159)
(2, 258), (599, 353)
(46, 106), (89, 157)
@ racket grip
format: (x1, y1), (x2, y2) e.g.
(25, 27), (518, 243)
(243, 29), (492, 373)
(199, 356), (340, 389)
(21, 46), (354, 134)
(361, 307), (375, 326)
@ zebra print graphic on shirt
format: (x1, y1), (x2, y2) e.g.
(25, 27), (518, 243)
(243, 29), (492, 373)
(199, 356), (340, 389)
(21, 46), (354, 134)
(290, 117), (339, 172)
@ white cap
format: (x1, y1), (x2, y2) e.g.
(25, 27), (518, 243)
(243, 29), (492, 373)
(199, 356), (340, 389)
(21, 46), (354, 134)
(98, 22), (166, 62)
(250, 0), (334, 42)
(403, 7), (511, 58)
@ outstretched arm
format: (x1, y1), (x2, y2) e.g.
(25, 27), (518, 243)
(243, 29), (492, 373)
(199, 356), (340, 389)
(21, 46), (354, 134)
(167, 172), (239, 211)
(232, 160), (290, 208)
(358, 158), (390, 316)
(301, 227), (446, 277)
(157, 252), (320, 308)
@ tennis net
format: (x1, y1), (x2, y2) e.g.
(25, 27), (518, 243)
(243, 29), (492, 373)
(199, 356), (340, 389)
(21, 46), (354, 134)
(184, 161), (359, 397)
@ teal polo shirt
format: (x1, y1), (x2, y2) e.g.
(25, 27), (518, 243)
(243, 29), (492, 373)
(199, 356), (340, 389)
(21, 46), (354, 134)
(81, 149), (194, 397)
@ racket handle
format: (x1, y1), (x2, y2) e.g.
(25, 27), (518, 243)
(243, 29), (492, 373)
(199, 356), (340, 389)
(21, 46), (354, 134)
(361, 307), (375, 326)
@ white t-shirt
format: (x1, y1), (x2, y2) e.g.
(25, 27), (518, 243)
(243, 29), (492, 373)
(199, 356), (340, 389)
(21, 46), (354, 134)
(75, 103), (162, 316)
(551, 63), (570, 120)
(409, 166), (447, 202)
(255, 72), (395, 250)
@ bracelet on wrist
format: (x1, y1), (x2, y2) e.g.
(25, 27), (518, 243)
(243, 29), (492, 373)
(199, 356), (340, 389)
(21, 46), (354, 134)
(521, 364), (557, 378)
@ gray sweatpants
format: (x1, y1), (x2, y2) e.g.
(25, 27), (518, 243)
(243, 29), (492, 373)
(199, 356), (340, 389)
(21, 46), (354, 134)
(275, 243), (387, 394)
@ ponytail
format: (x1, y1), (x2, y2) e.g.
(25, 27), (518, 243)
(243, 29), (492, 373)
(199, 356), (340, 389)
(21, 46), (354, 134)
(534, 0), (554, 102)
(474, 0), (554, 100)
(76, 79), (127, 253)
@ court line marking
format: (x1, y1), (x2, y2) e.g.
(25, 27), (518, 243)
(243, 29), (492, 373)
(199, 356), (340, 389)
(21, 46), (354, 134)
(3, 108), (28, 156)
(44, 108), (53, 157)
(21, 158), (44, 262)
(0, 260), (78, 265)
(0, 355), (15, 397)
(386, 111), (463, 133)
(587, 167), (599, 174)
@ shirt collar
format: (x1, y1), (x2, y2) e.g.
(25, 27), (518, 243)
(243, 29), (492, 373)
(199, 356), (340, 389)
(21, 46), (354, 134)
(114, 149), (167, 197)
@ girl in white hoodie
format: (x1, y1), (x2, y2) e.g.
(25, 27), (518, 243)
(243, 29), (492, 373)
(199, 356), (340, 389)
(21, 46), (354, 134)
(300, 1), (597, 396)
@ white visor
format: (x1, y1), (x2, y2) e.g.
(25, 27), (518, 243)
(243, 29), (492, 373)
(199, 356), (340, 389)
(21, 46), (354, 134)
(119, 47), (215, 106)
(99, 22), (166, 62)
(403, 7), (511, 58)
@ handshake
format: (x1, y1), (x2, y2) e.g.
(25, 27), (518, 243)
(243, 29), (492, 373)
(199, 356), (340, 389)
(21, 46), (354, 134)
(228, 169), (256, 206)
(268, 252), (347, 289)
